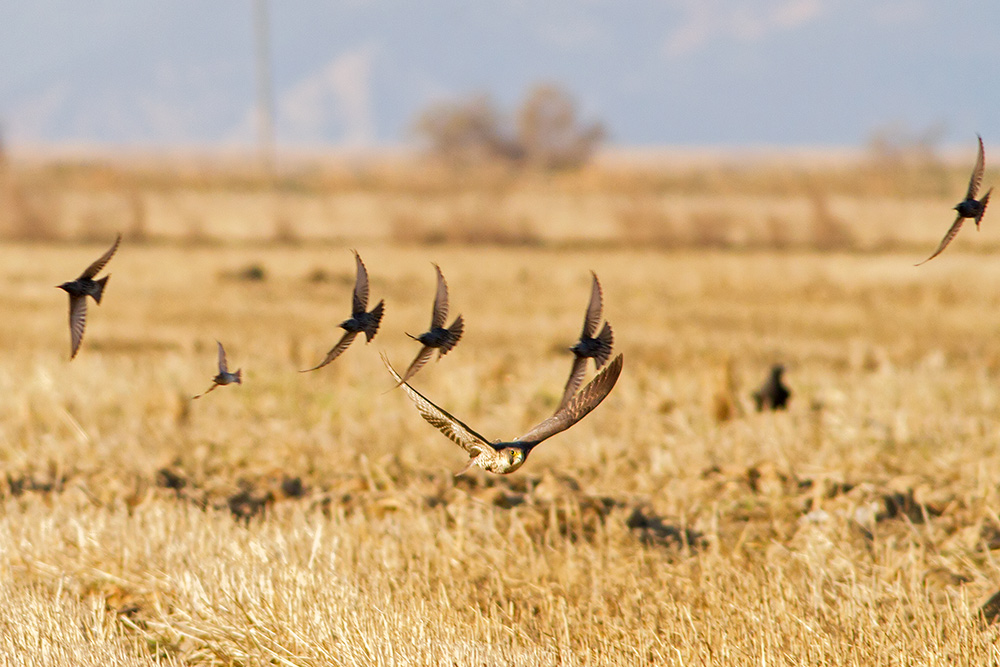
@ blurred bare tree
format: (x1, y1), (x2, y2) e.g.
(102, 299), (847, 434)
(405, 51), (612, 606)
(414, 84), (603, 169)
(413, 94), (520, 167)
(516, 83), (604, 169)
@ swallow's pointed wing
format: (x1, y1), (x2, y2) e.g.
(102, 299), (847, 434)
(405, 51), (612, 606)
(192, 383), (219, 399)
(79, 233), (122, 279)
(68, 295), (88, 359)
(580, 272), (603, 339)
(382, 353), (493, 457)
(300, 331), (358, 372)
(216, 341), (229, 374)
(351, 250), (370, 315)
(516, 353), (623, 447)
(399, 345), (436, 386)
(967, 134), (986, 200)
(916, 215), (964, 266)
(430, 263), (449, 329)
(557, 355), (588, 413)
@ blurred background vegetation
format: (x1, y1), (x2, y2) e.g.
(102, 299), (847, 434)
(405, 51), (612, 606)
(0, 90), (984, 257)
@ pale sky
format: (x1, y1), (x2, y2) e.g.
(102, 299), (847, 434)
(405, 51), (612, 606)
(2, 1), (998, 149)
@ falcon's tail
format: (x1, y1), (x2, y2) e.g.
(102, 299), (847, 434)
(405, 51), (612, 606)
(454, 455), (479, 476)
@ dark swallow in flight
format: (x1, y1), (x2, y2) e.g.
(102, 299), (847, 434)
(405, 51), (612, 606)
(193, 341), (242, 399)
(752, 364), (791, 411)
(301, 250), (385, 372)
(396, 264), (464, 386)
(557, 272), (613, 411)
(917, 134), (993, 265)
(57, 233), (121, 359)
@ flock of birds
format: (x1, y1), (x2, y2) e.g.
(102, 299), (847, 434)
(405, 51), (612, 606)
(56, 239), (623, 475)
(53, 135), (991, 475)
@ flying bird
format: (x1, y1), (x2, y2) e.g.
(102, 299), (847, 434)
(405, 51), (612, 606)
(558, 272), (614, 411)
(396, 263), (464, 386)
(57, 233), (121, 359)
(752, 364), (790, 411)
(301, 250), (385, 372)
(383, 352), (623, 475)
(193, 341), (242, 399)
(917, 134), (993, 265)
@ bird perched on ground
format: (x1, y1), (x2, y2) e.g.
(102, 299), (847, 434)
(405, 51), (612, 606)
(558, 272), (613, 411)
(193, 341), (242, 399)
(383, 352), (623, 475)
(396, 263), (464, 386)
(301, 250), (384, 372)
(917, 134), (993, 265)
(752, 364), (790, 411)
(57, 233), (121, 359)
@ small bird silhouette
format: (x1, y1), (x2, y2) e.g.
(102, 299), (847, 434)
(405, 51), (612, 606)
(383, 352), (623, 475)
(558, 272), (614, 411)
(193, 341), (242, 399)
(752, 364), (791, 411)
(301, 250), (385, 372)
(56, 233), (121, 359)
(917, 134), (993, 265)
(396, 263), (464, 386)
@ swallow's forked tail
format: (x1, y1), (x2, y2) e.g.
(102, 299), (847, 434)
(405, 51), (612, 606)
(438, 315), (465, 357)
(365, 300), (385, 342)
(93, 275), (110, 304)
(594, 322), (614, 368)
(234, 369), (242, 384)
(977, 188), (993, 229)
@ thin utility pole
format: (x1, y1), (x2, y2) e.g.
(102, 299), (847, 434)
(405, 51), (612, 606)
(253, 0), (276, 176)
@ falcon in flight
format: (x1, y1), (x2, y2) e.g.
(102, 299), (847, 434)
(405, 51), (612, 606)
(383, 352), (623, 475)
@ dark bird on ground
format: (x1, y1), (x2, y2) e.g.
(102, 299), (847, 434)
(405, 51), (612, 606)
(558, 272), (614, 411)
(383, 352), (623, 475)
(917, 134), (993, 265)
(301, 250), (384, 372)
(57, 233), (121, 359)
(752, 364), (791, 411)
(193, 341), (243, 399)
(396, 263), (464, 386)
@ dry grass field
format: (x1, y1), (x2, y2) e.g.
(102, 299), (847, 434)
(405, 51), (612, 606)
(2, 155), (1000, 664)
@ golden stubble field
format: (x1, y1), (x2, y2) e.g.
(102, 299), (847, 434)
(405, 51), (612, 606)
(3, 158), (1000, 664)
(3, 244), (1000, 665)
